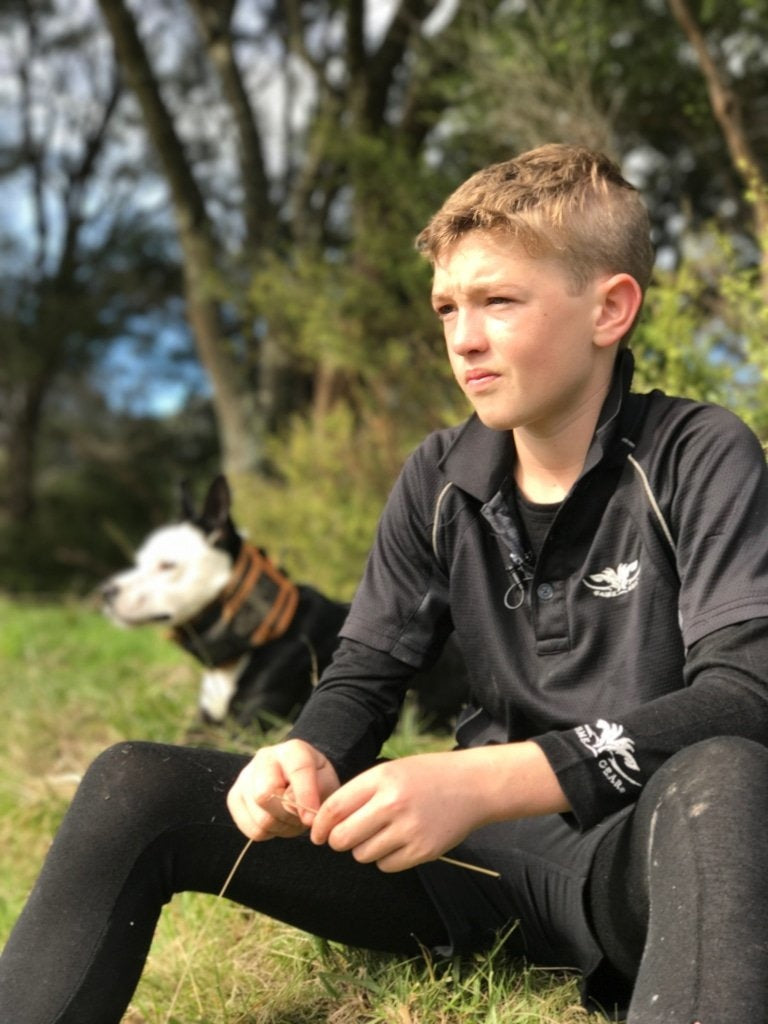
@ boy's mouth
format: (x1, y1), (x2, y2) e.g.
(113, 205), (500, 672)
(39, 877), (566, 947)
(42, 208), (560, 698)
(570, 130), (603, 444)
(464, 368), (500, 390)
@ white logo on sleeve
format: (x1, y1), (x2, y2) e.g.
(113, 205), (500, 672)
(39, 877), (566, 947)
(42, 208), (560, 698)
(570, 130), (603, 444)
(576, 719), (642, 793)
(583, 560), (640, 598)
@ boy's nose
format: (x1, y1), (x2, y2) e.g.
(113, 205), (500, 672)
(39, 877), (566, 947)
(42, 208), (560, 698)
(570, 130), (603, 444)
(450, 308), (487, 353)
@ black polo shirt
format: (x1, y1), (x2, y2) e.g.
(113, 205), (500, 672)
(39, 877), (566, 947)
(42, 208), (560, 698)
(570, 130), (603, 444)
(292, 352), (768, 829)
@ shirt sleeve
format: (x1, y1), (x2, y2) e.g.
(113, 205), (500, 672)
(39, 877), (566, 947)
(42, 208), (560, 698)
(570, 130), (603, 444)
(288, 431), (459, 780)
(287, 637), (415, 782)
(534, 617), (768, 830)
(338, 439), (456, 666)
(659, 402), (768, 647)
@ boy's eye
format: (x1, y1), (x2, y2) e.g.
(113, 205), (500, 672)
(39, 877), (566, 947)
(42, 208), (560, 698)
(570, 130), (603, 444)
(434, 304), (455, 319)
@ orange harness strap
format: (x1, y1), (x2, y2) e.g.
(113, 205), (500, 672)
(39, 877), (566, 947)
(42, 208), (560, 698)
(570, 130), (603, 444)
(220, 542), (300, 647)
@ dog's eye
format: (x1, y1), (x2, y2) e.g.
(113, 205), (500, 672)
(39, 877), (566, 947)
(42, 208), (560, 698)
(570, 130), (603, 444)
(158, 561), (177, 571)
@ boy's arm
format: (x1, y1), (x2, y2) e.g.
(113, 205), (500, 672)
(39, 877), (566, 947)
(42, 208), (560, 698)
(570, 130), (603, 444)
(295, 622), (768, 838)
(287, 637), (415, 781)
(287, 435), (458, 781)
(535, 616), (768, 830)
(309, 740), (569, 872)
(536, 407), (768, 831)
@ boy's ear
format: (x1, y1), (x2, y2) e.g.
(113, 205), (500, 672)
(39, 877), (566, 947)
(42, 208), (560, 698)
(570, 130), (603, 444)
(594, 274), (643, 348)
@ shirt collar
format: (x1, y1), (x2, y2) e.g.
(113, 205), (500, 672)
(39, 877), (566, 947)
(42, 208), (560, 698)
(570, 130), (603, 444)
(438, 348), (636, 502)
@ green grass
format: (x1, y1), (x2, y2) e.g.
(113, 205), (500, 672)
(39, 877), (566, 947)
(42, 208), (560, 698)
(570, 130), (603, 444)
(0, 596), (592, 1023)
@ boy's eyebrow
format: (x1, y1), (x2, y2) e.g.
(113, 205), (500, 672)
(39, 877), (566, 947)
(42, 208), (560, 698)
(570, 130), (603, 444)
(431, 275), (521, 304)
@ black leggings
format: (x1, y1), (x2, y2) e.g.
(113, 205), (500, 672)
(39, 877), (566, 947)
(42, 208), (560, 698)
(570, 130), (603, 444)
(1, 736), (767, 1023)
(589, 735), (768, 1022)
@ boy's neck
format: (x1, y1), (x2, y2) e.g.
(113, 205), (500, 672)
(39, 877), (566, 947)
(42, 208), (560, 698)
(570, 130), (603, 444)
(513, 449), (585, 503)
(512, 393), (606, 503)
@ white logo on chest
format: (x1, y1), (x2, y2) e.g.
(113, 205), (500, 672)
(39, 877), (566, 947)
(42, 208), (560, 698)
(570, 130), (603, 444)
(583, 560), (640, 598)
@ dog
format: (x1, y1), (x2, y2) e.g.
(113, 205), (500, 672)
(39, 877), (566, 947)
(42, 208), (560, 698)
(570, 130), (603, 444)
(100, 475), (468, 732)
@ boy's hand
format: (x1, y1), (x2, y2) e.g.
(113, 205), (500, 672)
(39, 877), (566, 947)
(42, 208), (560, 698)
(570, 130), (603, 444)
(308, 751), (487, 872)
(226, 739), (340, 841)
(309, 743), (569, 872)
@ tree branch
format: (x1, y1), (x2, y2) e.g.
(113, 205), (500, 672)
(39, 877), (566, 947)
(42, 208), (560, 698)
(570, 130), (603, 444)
(667, 0), (768, 296)
(96, 0), (212, 245)
(365, 0), (441, 128)
(187, 0), (277, 252)
(60, 72), (122, 283)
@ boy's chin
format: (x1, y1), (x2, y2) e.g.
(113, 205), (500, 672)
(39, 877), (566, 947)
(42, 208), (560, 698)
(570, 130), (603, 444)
(472, 408), (517, 432)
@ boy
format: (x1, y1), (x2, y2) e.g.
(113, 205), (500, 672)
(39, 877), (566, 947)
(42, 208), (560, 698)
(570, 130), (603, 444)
(3, 145), (768, 1023)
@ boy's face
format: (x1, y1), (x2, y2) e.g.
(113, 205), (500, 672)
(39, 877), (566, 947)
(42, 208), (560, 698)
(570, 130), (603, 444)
(431, 230), (616, 438)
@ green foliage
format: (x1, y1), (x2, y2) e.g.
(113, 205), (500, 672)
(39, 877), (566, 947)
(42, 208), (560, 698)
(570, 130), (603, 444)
(245, 133), (461, 419)
(230, 405), (439, 601)
(633, 224), (768, 440)
(229, 419), (383, 601)
(632, 261), (734, 403)
(437, 0), (768, 260)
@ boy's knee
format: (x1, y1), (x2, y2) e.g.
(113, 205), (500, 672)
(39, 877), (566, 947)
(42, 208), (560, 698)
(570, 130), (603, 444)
(669, 734), (766, 778)
(75, 741), (183, 824)
(651, 736), (768, 819)
(84, 741), (158, 788)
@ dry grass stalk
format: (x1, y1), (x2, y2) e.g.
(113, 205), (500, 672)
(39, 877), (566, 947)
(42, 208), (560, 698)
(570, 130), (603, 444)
(162, 837), (254, 1023)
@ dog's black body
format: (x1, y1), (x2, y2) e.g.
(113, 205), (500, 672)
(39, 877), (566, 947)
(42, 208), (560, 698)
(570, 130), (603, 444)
(225, 583), (346, 725)
(222, 587), (468, 731)
(104, 476), (468, 732)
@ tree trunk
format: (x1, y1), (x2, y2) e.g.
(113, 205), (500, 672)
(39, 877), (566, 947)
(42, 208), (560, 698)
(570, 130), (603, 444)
(5, 387), (43, 521)
(96, 0), (266, 475)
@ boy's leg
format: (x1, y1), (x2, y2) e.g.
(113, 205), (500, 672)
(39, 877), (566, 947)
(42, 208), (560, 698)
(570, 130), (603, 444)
(0, 742), (448, 1024)
(588, 736), (768, 1023)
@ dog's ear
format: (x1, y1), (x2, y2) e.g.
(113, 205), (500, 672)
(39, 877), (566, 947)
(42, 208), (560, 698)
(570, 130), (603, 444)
(200, 475), (232, 536)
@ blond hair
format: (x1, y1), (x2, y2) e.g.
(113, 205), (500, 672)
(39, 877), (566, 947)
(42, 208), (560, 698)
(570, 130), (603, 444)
(416, 144), (654, 296)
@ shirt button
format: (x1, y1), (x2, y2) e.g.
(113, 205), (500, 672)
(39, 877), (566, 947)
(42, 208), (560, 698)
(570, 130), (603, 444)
(537, 582), (555, 601)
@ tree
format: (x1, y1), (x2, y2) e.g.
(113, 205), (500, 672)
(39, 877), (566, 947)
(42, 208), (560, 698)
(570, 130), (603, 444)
(7, 0), (768, 592)
(0, 0), (182, 521)
(91, 0), (493, 479)
(666, 0), (768, 300)
(94, 0), (268, 477)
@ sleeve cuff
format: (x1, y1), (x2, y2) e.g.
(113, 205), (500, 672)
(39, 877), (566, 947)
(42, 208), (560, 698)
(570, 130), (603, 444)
(533, 728), (642, 831)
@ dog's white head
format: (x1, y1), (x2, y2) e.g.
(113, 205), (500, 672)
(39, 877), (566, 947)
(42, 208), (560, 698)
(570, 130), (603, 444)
(101, 476), (238, 628)
(101, 522), (234, 628)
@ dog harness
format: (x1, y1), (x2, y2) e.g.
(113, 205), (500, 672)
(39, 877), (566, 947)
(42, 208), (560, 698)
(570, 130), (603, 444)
(171, 541), (300, 666)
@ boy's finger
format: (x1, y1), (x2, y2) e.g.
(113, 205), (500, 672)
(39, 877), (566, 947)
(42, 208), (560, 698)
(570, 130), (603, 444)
(310, 773), (375, 846)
